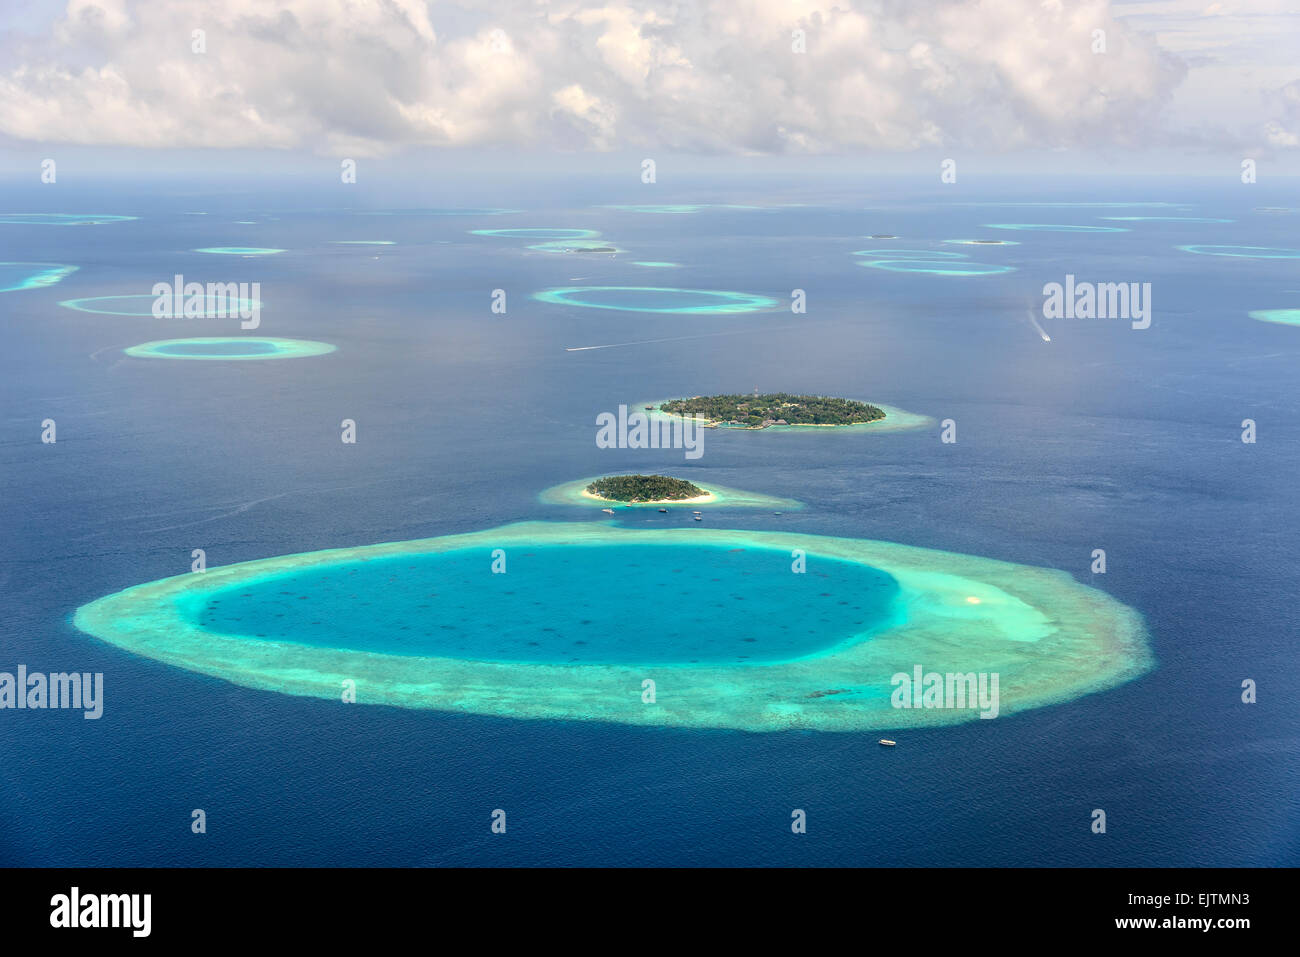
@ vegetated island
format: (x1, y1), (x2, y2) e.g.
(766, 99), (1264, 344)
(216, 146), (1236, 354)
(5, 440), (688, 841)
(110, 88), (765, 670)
(584, 474), (710, 504)
(658, 393), (886, 429)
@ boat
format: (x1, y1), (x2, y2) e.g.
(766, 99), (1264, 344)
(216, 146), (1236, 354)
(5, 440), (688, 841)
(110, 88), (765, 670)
(601, 508), (615, 515)
(878, 739), (896, 747)
(693, 515), (702, 522)
(658, 508), (667, 513)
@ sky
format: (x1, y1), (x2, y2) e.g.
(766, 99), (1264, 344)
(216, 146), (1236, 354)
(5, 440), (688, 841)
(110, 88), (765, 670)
(0, 0), (1296, 177)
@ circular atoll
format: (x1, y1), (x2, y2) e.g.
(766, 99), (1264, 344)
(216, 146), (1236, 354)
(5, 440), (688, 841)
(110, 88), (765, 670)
(526, 239), (625, 254)
(1099, 216), (1234, 223)
(852, 248), (1014, 276)
(599, 204), (761, 214)
(1247, 309), (1300, 327)
(540, 477), (802, 510)
(193, 247), (286, 255)
(984, 223), (1128, 232)
(123, 338), (336, 360)
(851, 248), (970, 259)
(1176, 245), (1300, 259)
(60, 294), (263, 317)
(533, 286), (779, 314)
(0, 262), (79, 292)
(858, 259), (1016, 276)
(73, 521), (1152, 731)
(959, 202), (1186, 209)
(471, 228), (601, 239)
(0, 213), (137, 226)
(361, 207), (518, 216)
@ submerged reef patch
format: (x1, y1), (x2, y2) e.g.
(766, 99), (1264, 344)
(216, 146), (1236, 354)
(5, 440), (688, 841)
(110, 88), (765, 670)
(0, 262), (79, 292)
(598, 204), (762, 214)
(471, 228), (601, 239)
(0, 213), (137, 226)
(1177, 245), (1300, 259)
(984, 223), (1128, 232)
(1099, 216), (1234, 223)
(1247, 309), (1300, 327)
(192, 247), (285, 255)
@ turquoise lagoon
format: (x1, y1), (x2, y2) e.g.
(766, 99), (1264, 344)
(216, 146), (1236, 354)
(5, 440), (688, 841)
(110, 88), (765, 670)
(191, 542), (901, 664)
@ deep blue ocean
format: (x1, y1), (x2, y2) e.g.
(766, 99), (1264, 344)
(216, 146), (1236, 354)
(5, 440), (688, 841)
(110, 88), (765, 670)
(1, 174), (1297, 866)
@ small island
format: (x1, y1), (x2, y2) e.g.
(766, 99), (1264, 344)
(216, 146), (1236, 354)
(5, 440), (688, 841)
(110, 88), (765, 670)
(585, 474), (709, 504)
(658, 393), (886, 429)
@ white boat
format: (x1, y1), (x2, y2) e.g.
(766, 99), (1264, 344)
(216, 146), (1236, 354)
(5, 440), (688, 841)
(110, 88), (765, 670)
(601, 508), (615, 515)
(878, 739), (896, 747)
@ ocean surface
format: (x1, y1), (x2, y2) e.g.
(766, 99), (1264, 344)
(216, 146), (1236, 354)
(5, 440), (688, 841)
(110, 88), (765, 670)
(1, 174), (1297, 866)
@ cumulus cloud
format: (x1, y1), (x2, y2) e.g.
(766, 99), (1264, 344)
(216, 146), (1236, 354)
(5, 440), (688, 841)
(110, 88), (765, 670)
(0, 0), (1205, 155)
(1262, 80), (1300, 147)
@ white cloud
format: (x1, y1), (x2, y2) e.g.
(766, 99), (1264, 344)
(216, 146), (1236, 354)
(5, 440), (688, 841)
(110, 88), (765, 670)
(0, 0), (1276, 156)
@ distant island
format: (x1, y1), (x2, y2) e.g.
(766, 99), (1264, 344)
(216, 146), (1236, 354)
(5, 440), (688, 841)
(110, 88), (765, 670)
(658, 393), (886, 429)
(585, 474), (709, 503)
